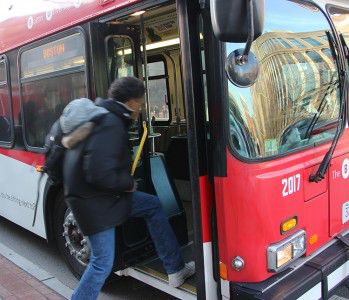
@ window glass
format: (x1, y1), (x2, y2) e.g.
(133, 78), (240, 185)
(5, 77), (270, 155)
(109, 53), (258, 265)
(199, 17), (208, 121)
(329, 6), (349, 46)
(21, 33), (85, 79)
(0, 62), (6, 83)
(106, 36), (134, 83)
(322, 48), (333, 59)
(276, 38), (292, 48)
(287, 38), (306, 48)
(147, 59), (169, 122)
(20, 32), (87, 148)
(22, 72), (86, 147)
(302, 37), (323, 46)
(226, 0), (340, 159)
(0, 59), (12, 143)
(0, 87), (11, 143)
(147, 61), (165, 77)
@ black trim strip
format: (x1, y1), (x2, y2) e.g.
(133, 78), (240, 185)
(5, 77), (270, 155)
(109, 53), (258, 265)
(20, 66), (85, 84)
(201, 8), (227, 177)
(177, 0), (206, 299)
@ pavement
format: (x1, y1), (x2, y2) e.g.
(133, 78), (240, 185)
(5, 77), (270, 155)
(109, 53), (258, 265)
(0, 241), (72, 300)
(0, 253), (65, 299)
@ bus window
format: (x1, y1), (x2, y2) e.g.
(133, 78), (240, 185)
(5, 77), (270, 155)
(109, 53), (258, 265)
(21, 73), (86, 148)
(226, 0), (340, 159)
(0, 61), (6, 83)
(20, 31), (87, 148)
(0, 59), (12, 144)
(147, 57), (170, 122)
(106, 36), (134, 83)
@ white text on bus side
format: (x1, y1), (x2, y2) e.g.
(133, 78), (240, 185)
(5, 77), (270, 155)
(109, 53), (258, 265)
(282, 174), (301, 197)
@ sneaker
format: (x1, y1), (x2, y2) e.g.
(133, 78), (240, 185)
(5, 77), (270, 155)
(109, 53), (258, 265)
(168, 261), (195, 288)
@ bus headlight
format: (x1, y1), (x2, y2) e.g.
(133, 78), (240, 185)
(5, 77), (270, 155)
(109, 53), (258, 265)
(267, 230), (306, 272)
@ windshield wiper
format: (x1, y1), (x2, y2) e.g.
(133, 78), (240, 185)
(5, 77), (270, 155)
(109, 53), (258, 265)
(309, 72), (347, 183)
(340, 33), (349, 62)
(304, 78), (338, 139)
(309, 32), (347, 183)
(305, 32), (338, 139)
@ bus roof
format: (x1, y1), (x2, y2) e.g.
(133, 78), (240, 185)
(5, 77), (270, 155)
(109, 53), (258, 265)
(0, 0), (140, 54)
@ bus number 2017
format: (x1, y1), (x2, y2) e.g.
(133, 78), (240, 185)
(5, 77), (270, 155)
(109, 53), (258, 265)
(282, 174), (301, 197)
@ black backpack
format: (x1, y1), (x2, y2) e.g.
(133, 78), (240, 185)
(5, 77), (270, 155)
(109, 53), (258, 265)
(42, 119), (65, 185)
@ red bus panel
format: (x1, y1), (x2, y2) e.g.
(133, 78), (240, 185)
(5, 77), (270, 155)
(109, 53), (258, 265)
(0, 0), (140, 53)
(215, 130), (349, 282)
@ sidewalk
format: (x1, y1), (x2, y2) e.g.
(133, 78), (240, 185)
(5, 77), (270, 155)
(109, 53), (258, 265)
(0, 254), (66, 300)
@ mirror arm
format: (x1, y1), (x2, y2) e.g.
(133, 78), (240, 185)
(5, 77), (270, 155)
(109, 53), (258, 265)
(237, 0), (254, 65)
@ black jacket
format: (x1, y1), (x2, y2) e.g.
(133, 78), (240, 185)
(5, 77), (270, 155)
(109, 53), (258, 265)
(63, 99), (134, 235)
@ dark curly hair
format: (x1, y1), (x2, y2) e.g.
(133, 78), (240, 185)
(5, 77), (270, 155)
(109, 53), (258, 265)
(108, 77), (145, 103)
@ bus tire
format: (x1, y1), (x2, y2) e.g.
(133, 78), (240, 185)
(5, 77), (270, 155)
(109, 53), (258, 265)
(54, 193), (88, 279)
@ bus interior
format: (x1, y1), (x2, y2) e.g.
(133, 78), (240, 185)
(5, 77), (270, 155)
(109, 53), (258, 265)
(98, 2), (200, 295)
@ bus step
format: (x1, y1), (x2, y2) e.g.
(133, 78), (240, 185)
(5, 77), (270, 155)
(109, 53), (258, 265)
(116, 243), (196, 298)
(136, 243), (195, 294)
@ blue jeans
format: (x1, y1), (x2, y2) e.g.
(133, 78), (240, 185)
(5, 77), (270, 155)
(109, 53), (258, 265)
(71, 191), (184, 300)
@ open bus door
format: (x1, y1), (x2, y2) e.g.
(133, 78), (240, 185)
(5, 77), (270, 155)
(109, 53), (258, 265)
(87, 21), (189, 278)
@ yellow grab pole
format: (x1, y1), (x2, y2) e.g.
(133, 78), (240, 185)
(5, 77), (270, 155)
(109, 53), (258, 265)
(131, 121), (148, 176)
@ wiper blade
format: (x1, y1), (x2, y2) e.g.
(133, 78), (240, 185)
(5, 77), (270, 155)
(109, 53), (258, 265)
(305, 31), (339, 139)
(309, 73), (347, 183)
(309, 31), (347, 183)
(304, 79), (338, 139)
(339, 33), (349, 61)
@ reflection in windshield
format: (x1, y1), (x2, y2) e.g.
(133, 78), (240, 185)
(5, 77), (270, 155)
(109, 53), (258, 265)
(329, 6), (349, 46)
(227, 1), (340, 159)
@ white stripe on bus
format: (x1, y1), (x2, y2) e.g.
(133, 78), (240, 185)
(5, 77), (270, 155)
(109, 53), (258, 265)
(203, 242), (218, 300)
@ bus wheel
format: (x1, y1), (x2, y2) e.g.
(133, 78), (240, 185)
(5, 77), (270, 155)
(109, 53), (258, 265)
(54, 195), (90, 278)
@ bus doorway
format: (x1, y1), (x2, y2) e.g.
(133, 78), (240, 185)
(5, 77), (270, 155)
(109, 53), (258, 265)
(87, 2), (200, 298)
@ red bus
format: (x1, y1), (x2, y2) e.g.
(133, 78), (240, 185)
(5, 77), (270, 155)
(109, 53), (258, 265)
(0, 0), (349, 299)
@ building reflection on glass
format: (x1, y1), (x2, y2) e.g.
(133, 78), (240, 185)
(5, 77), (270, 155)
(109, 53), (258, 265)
(229, 29), (340, 158)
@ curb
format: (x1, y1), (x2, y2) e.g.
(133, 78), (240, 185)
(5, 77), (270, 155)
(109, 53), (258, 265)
(0, 241), (73, 299)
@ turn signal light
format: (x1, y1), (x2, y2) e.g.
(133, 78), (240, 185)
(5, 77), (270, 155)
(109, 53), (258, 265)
(309, 234), (318, 245)
(219, 262), (227, 280)
(281, 217), (297, 234)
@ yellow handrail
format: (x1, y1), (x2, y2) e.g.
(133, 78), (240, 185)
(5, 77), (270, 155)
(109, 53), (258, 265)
(131, 121), (148, 176)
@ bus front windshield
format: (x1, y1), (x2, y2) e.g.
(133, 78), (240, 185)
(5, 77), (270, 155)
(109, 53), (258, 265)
(226, 0), (341, 159)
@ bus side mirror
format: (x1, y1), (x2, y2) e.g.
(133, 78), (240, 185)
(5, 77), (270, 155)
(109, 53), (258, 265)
(210, 0), (265, 88)
(210, 0), (265, 43)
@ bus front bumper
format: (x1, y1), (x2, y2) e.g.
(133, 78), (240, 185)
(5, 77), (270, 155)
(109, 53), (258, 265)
(229, 235), (349, 299)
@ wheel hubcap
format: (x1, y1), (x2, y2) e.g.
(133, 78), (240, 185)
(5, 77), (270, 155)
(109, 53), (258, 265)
(62, 211), (90, 266)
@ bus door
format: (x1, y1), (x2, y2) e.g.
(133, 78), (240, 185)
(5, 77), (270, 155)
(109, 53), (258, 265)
(89, 23), (155, 270)
(88, 22), (188, 271)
